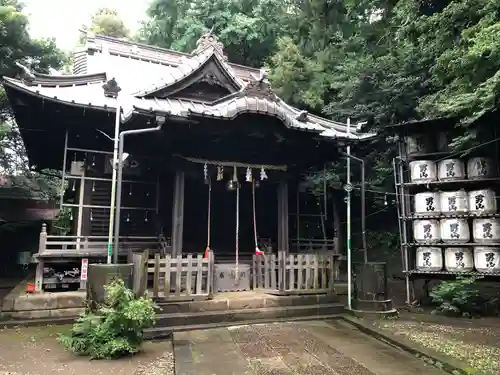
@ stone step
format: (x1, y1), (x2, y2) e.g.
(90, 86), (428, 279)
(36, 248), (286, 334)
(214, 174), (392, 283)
(145, 312), (344, 340)
(153, 303), (344, 330)
(155, 293), (339, 314)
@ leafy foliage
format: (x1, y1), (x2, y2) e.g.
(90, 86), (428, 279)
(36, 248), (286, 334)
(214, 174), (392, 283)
(79, 8), (130, 44)
(137, 0), (291, 67)
(430, 277), (481, 316)
(58, 279), (157, 360)
(0, 0), (65, 199)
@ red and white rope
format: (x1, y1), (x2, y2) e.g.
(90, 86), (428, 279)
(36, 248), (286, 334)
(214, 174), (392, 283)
(252, 179), (263, 255)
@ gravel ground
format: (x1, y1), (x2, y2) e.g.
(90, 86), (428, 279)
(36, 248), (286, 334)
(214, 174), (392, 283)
(0, 325), (174, 375)
(376, 320), (500, 375)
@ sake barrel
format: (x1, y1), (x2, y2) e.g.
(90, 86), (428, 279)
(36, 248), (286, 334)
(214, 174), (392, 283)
(468, 189), (497, 215)
(413, 220), (440, 243)
(416, 247), (443, 271)
(440, 218), (470, 243)
(414, 192), (441, 216)
(437, 159), (466, 181)
(444, 247), (474, 272)
(467, 157), (495, 180)
(440, 190), (468, 214)
(473, 218), (500, 243)
(409, 160), (437, 183)
(406, 135), (432, 155)
(474, 247), (500, 273)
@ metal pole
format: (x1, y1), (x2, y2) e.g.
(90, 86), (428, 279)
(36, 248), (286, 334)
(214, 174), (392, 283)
(107, 101), (121, 264)
(346, 117), (352, 310)
(60, 129), (69, 209)
(342, 152), (367, 263)
(323, 165), (327, 221)
(114, 119), (165, 262)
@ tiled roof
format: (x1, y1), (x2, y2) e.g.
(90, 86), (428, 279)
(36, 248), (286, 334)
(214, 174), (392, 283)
(132, 45), (244, 97)
(2, 30), (375, 142)
(3, 77), (374, 141)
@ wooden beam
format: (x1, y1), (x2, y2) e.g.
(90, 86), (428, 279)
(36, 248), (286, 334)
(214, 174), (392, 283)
(277, 180), (289, 253)
(171, 171), (185, 256)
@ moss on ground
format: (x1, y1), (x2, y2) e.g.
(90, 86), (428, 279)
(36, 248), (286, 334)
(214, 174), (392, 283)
(377, 321), (500, 375)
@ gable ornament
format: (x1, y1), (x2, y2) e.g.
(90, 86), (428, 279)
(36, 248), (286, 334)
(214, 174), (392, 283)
(239, 69), (278, 102)
(193, 26), (227, 60)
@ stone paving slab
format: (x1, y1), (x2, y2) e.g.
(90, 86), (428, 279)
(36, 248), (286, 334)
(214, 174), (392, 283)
(173, 321), (449, 375)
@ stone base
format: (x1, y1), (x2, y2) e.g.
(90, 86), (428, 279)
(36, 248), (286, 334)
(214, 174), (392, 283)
(1, 280), (85, 319)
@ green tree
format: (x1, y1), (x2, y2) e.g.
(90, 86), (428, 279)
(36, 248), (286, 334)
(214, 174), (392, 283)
(137, 0), (290, 67)
(79, 7), (129, 44)
(0, 0), (65, 198)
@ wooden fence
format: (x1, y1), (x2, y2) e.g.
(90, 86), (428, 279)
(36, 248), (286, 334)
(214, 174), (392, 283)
(145, 251), (214, 301)
(252, 250), (339, 295)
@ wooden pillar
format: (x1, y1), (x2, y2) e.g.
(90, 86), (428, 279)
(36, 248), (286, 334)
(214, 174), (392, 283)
(277, 181), (289, 253)
(171, 171), (185, 257)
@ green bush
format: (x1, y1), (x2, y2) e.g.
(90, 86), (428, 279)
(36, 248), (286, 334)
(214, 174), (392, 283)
(429, 277), (481, 317)
(59, 278), (157, 359)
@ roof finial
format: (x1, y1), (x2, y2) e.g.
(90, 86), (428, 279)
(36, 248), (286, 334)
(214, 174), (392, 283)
(15, 62), (35, 83)
(192, 26), (226, 60)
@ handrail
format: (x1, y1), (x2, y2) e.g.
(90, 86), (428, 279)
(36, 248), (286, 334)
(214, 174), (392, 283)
(46, 235), (158, 240)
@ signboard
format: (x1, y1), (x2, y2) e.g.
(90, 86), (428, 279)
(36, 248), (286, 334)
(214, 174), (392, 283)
(104, 154), (141, 176)
(80, 258), (89, 281)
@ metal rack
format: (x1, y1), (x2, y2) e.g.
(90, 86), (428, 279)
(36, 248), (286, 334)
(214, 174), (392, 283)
(393, 125), (500, 305)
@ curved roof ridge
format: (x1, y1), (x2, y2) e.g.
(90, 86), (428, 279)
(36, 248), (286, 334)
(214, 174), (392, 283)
(132, 45), (244, 98)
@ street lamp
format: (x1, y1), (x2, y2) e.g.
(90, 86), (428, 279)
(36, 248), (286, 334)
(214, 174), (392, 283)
(344, 118), (368, 310)
(113, 115), (166, 263)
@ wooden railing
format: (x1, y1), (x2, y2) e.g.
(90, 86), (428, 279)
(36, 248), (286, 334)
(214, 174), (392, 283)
(290, 238), (338, 253)
(37, 224), (160, 258)
(252, 250), (339, 295)
(146, 251), (214, 301)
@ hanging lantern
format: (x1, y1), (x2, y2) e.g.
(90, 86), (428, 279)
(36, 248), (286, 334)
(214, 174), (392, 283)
(217, 165), (224, 181)
(90, 210), (93, 221)
(126, 213), (130, 222)
(227, 180), (236, 191)
(70, 210), (73, 221)
(92, 181), (95, 192)
(129, 185), (132, 196)
(260, 167), (268, 181)
(144, 211), (149, 223)
(91, 155), (96, 167)
(71, 181), (75, 192)
(245, 167), (252, 182)
(255, 179), (260, 188)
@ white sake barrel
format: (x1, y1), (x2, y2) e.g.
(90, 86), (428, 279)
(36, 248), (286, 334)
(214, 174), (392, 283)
(468, 189), (497, 214)
(440, 218), (470, 243)
(409, 160), (437, 183)
(440, 190), (468, 214)
(413, 220), (440, 243)
(414, 192), (441, 216)
(473, 218), (500, 243)
(438, 159), (466, 181)
(467, 157), (495, 180)
(474, 247), (500, 273)
(406, 135), (432, 155)
(444, 247), (474, 272)
(416, 247), (443, 271)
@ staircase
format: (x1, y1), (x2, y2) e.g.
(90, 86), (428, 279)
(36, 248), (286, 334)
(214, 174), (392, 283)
(89, 182), (111, 236)
(144, 293), (345, 339)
